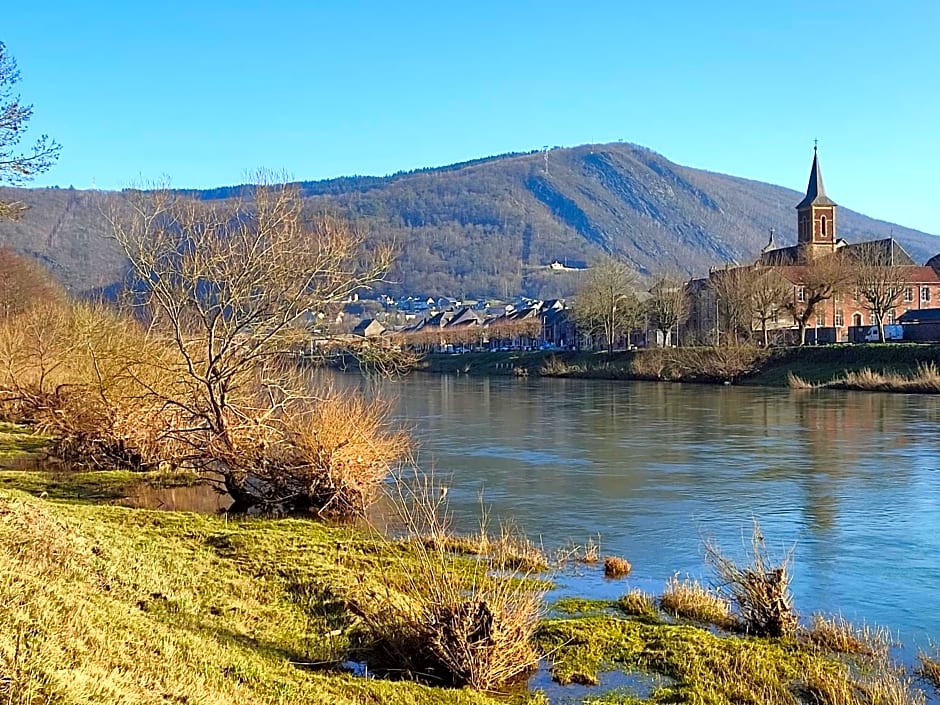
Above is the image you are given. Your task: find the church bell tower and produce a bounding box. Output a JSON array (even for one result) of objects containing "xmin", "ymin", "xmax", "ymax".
[{"xmin": 796, "ymin": 145, "xmax": 837, "ymax": 257}]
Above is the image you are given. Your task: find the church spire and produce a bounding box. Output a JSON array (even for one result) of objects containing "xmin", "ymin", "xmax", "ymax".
[{"xmin": 796, "ymin": 144, "xmax": 836, "ymax": 209}]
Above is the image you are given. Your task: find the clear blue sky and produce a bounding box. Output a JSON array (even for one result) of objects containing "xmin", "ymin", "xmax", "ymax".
[{"xmin": 5, "ymin": 1, "xmax": 940, "ymax": 233}]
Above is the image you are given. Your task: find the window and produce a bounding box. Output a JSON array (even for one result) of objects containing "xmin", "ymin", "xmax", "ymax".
[
  {"xmin": 905, "ymin": 287, "xmax": 914, "ymax": 303},
  {"xmin": 816, "ymin": 314, "xmax": 826, "ymax": 327},
  {"xmin": 887, "ymin": 310, "xmax": 896, "ymax": 325},
  {"xmin": 870, "ymin": 313, "xmax": 877, "ymax": 325},
  {"xmin": 770, "ymin": 309, "xmax": 779, "ymax": 324},
  {"xmin": 834, "ymin": 311, "xmax": 844, "ymax": 327},
  {"xmin": 922, "ymin": 287, "xmax": 931, "ymax": 303},
  {"xmin": 820, "ymin": 215, "xmax": 828, "ymax": 238},
  {"xmin": 797, "ymin": 286, "xmax": 805, "ymax": 303}
]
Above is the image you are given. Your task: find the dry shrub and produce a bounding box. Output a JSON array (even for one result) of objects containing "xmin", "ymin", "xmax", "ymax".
[
  {"xmin": 603, "ymin": 555, "xmax": 632, "ymax": 578},
  {"xmin": 705, "ymin": 521, "xmax": 797, "ymax": 638},
  {"xmin": 577, "ymin": 535, "xmax": 601, "ymax": 564},
  {"xmin": 659, "ymin": 575, "xmax": 734, "ymax": 628},
  {"xmin": 617, "ymin": 589, "xmax": 657, "ymax": 619},
  {"xmin": 219, "ymin": 391, "xmax": 410, "ymax": 517},
  {"xmin": 630, "ymin": 345, "xmax": 767, "ymax": 383},
  {"xmin": 804, "ymin": 613, "xmax": 890, "ymax": 659},
  {"xmin": 539, "ymin": 355, "xmax": 572, "ymax": 377},
  {"xmin": 351, "ymin": 471, "xmax": 545, "ymax": 691}
]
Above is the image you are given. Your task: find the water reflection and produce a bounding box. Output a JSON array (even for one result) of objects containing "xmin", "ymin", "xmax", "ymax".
[{"xmin": 331, "ymin": 371, "xmax": 940, "ymax": 646}]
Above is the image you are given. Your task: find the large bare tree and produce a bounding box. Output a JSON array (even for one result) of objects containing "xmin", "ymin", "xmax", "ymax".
[
  {"xmin": 571, "ymin": 258, "xmax": 642, "ymax": 352},
  {"xmin": 851, "ymin": 242, "xmax": 908, "ymax": 342},
  {"xmin": 648, "ymin": 275, "xmax": 690, "ymax": 347},
  {"xmin": 783, "ymin": 252, "xmax": 853, "ymax": 345},
  {"xmin": 712, "ymin": 266, "xmax": 792, "ymax": 347},
  {"xmin": 108, "ymin": 176, "xmax": 396, "ymax": 509},
  {"xmin": 0, "ymin": 42, "xmax": 60, "ymax": 219}
]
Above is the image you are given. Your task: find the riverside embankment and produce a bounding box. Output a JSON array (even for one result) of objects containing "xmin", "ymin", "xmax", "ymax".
[{"xmin": 418, "ymin": 343, "xmax": 940, "ymax": 389}]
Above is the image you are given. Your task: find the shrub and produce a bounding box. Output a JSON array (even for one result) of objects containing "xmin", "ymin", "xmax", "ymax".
[
  {"xmin": 705, "ymin": 521, "xmax": 797, "ymax": 638},
  {"xmin": 351, "ymin": 471, "xmax": 545, "ymax": 690}
]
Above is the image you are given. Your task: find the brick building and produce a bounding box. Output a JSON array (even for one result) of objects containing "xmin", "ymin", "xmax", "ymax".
[{"xmin": 686, "ymin": 147, "xmax": 940, "ymax": 344}]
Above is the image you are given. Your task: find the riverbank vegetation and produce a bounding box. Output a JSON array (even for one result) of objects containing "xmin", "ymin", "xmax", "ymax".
[
  {"xmin": 420, "ymin": 342, "xmax": 940, "ymax": 391},
  {"xmin": 1, "ymin": 450, "xmax": 936, "ymax": 704}
]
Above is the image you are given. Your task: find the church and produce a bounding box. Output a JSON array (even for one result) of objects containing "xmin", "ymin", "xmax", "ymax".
[{"xmin": 685, "ymin": 148, "xmax": 940, "ymax": 344}]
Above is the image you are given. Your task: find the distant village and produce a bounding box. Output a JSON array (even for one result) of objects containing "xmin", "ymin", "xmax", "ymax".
[{"xmin": 335, "ymin": 149, "xmax": 940, "ymax": 353}]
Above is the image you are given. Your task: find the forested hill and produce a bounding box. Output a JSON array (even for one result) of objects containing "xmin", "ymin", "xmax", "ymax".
[{"xmin": 2, "ymin": 142, "xmax": 938, "ymax": 298}]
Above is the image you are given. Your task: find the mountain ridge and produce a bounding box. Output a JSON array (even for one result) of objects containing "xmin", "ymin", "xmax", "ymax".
[{"xmin": 1, "ymin": 142, "xmax": 937, "ymax": 299}]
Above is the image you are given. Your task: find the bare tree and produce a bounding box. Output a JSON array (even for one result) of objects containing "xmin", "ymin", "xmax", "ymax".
[
  {"xmin": 571, "ymin": 258, "xmax": 642, "ymax": 352},
  {"xmin": 108, "ymin": 176, "xmax": 397, "ymax": 511},
  {"xmin": 710, "ymin": 266, "xmax": 756, "ymax": 344},
  {"xmin": 852, "ymin": 242, "xmax": 908, "ymax": 343},
  {"xmin": 0, "ymin": 247, "xmax": 65, "ymax": 319},
  {"xmin": 750, "ymin": 268, "xmax": 793, "ymax": 347},
  {"xmin": 783, "ymin": 252, "xmax": 853, "ymax": 345},
  {"xmin": 648, "ymin": 275, "xmax": 690, "ymax": 347},
  {"xmin": 0, "ymin": 42, "xmax": 61, "ymax": 219}
]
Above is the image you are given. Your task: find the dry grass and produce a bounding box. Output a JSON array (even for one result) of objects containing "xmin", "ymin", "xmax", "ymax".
[
  {"xmin": 705, "ymin": 521, "xmax": 797, "ymax": 638},
  {"xmin": 801, "ymin": 362, "xmax": 940, "ymax": 395},
  {"xmin": 603, "ymin": 555, "xmax": 631, "ymax": 578},
  {"xmin": 659, "ymin": 575, "xmax": 735, "ymax": 629},
  {"xmin": 797, "ymin": 659, "xmax": 925, "ymax": 705},
  {"xmin": 616, "ymin": 589, "xmax": 657, "ymax": 619},
  {"xmin": 352, "ymin": 471, "xmax": 547, "ymax": 691},
  {"xmin": 917, "ymin": 648, "xmax": 940, "ymax": 693},
  {"xmin": 539, "ymin": 355, "xmax": 576, "ymax": 377},
  {"xmin": 804, "ymin": 613, "xmax": 890, "ymax": 659},
  {"xmin": 787, "ymin": 372, "xmax": 819, "ymax": 389}
]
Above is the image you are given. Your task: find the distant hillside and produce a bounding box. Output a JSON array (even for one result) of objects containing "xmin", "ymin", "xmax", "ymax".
[{"xmin": 2, "ymin": 143, "xmax": 938, "ymax": 298}]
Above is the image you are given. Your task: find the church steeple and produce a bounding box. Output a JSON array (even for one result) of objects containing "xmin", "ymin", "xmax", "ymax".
[
  {"xmin": 796, "ymin": 144, "xmax": 836, "ymax": 209},
  {"xmin": 796, "ymin": 144, "xmax": 837, "ymax": 254}
]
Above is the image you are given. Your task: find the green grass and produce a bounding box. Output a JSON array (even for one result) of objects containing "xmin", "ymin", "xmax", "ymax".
[
  {"xmin": 0, "ymin": 441, "xmax": 928, "ymax": 704},
  {"xmin": 0, "ymin": 421, "xmax": 51, "ymax": 458}
]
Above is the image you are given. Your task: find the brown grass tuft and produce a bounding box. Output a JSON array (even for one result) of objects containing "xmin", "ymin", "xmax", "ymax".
[
  {"xmin": 659, "ymin": 575, "xmax": 734, "ymax": 629},
  {"xmin": 804, "ymin": 613, "xmax": 890, "ymax": 659},
  {"xmin": 617, "ymin": 589, "xmax": 657, "ymax": 619},
  {"xmin": 917, "ymin": 648, "xmax": 940, "ymax": 693},
  {"xmin": 787, "ymin": 372, "xmax": 819, "ymax": 389},
  {"xmin": 603, "ymin": 555, "xmax": 631, "ymax": 578}
]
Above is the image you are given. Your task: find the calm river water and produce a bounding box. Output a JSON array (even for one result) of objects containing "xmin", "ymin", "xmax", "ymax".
[{"xmin": 341, "ymin": 371, "xmax": 940, "ymax": 648}]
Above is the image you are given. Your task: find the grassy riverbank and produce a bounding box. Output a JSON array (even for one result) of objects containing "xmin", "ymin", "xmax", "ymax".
[
  {"xmin": 419, "ymin": 343, "xmax": 940, "ymax": 390},
  {"xmin": 1, "ymin": 433, "xmax": 936, "ymax": 704}
]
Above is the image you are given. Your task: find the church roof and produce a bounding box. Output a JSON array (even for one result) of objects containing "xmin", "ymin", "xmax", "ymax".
[{"xmin": 796, "ymin": 147, "xmax": 837, "ymax": 209}]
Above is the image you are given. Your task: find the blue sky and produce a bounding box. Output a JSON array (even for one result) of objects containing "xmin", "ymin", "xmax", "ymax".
[{"xmin": 5, "ymin": 1, "xmax": 940, "ymax": 233}]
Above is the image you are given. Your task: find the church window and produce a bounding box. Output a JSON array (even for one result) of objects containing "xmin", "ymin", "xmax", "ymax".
[{"xmin": 820, "ymin": 215, "xmax": 828, "ymax": 238}]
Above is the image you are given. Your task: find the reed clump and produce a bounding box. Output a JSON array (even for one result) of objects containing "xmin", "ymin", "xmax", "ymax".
[
  {"xmin": 616, "ymin": 589, "xmax": 658, "ymax": 619},
  {"xmin": 705, "ymin": 521, "xmax": 797, "ymax": 638},
  {"xmin": 351, "ymin": 472, "xmax": 546, "ymax": 691},
  {"xmin": 795, "ymin": 362, "xmax": 940, "ymax": 394},
  {"xmin": 659, "ymin": 575, "xmax": 734, "ymax": 629}
]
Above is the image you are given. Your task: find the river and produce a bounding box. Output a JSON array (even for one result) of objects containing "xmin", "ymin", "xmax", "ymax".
[{"xmin": 341, "ymin": 371, "xmax": 940, "ymax": 650}]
